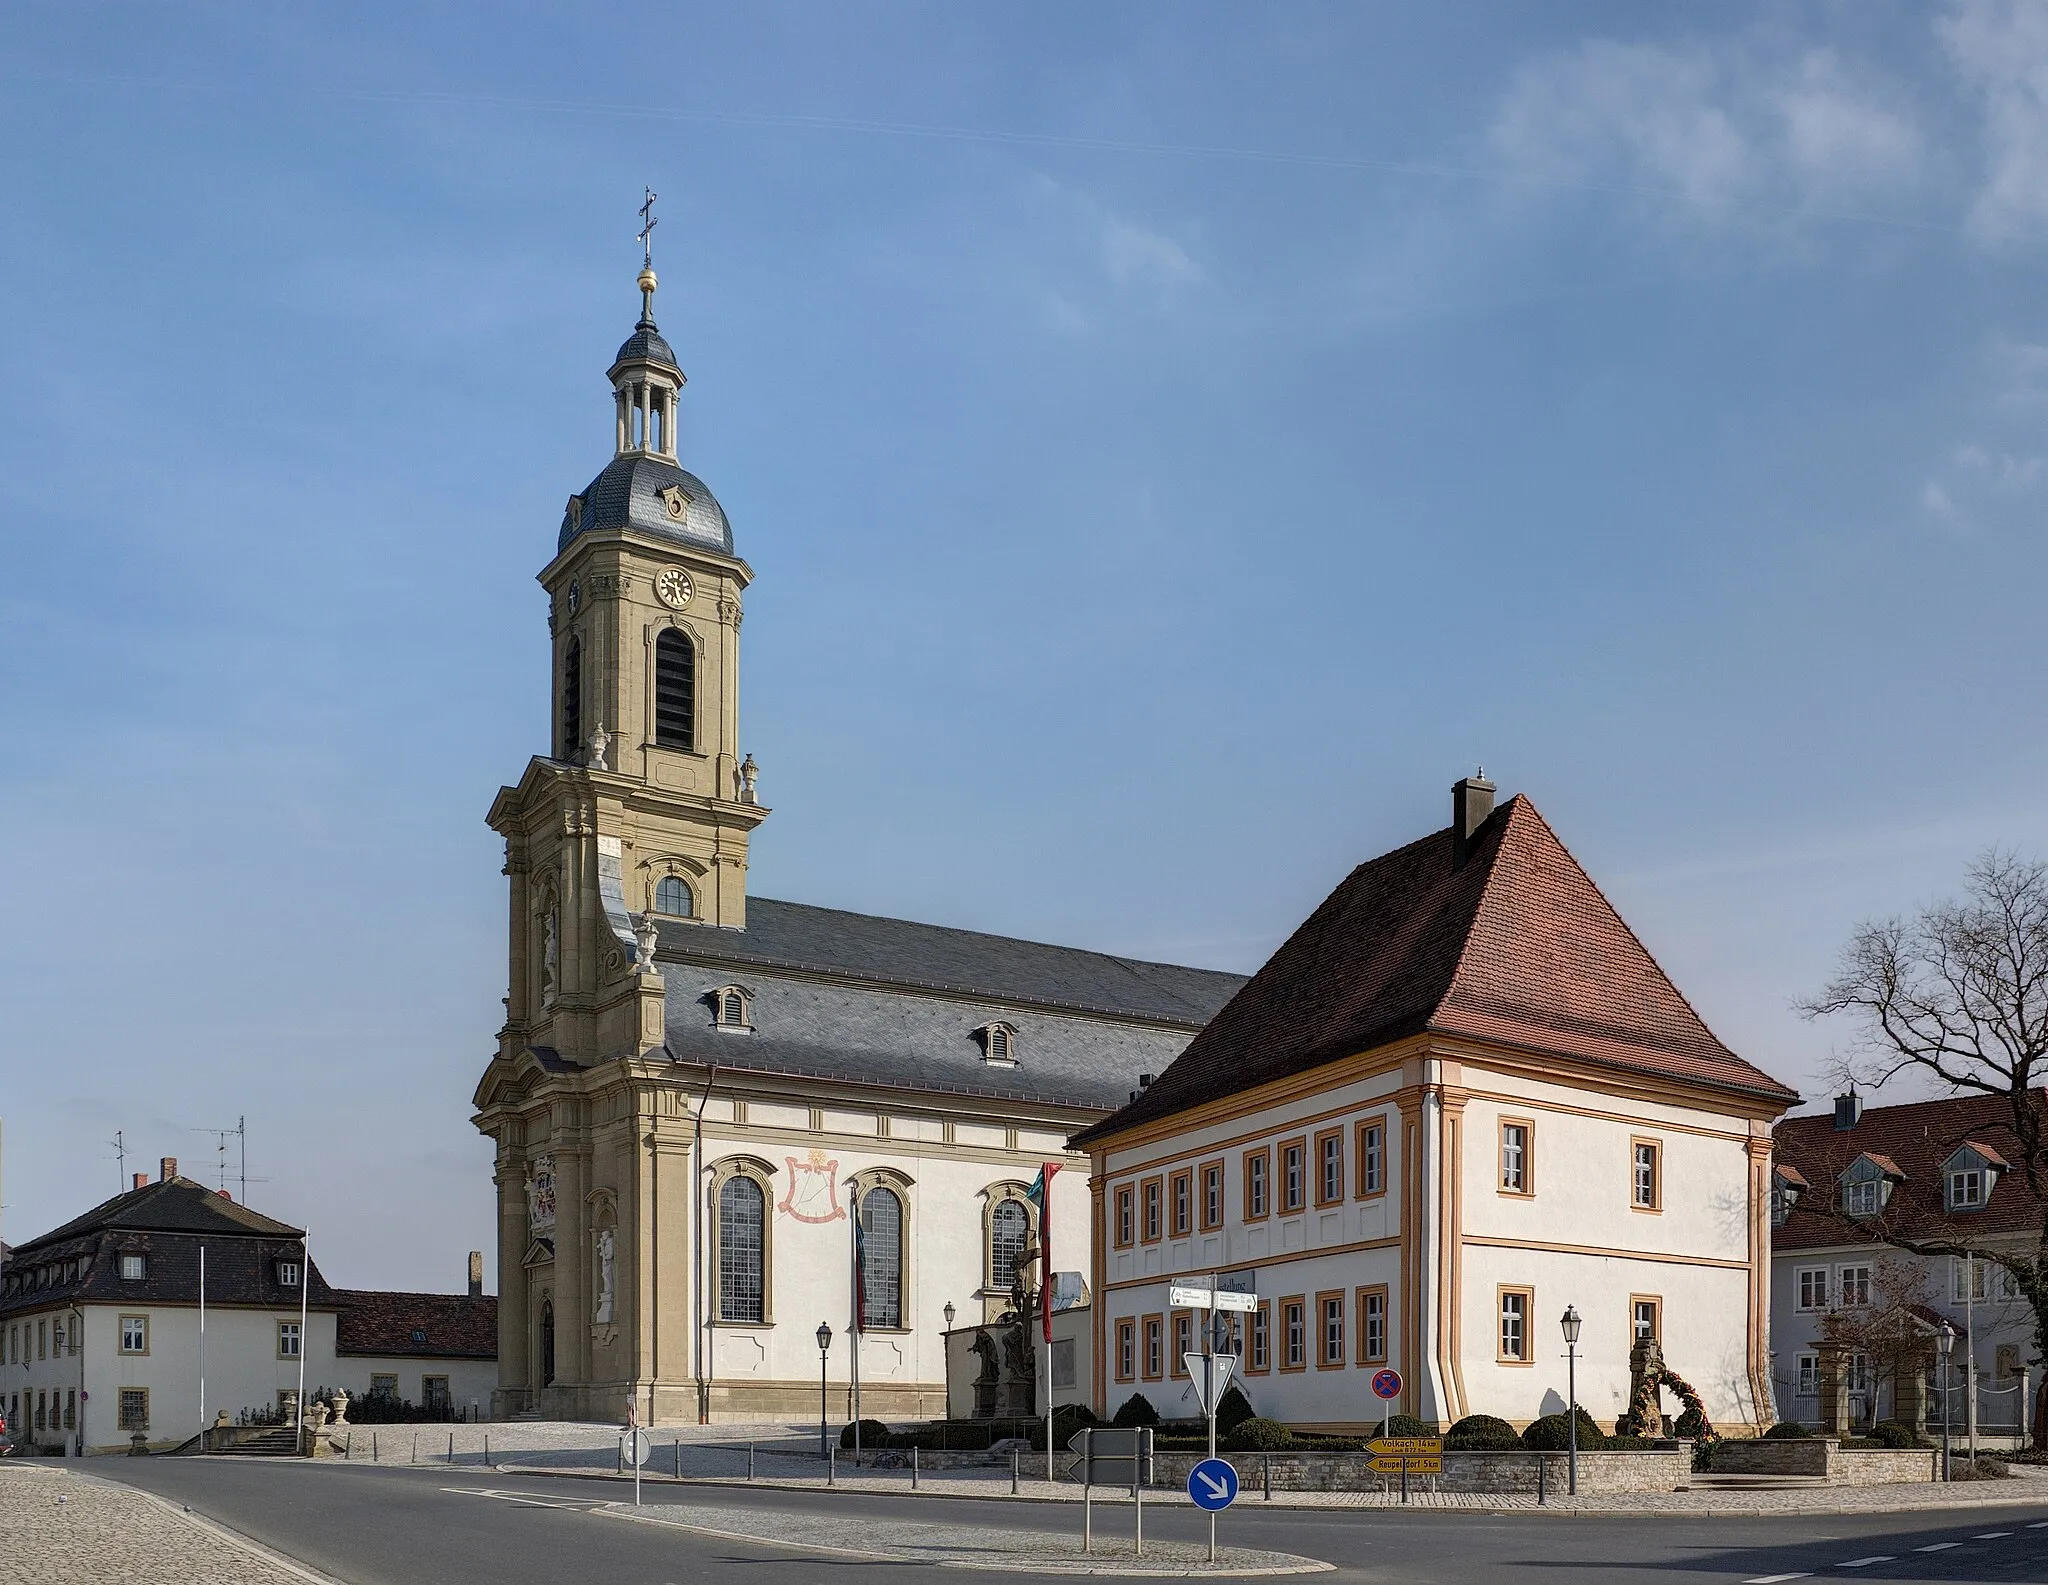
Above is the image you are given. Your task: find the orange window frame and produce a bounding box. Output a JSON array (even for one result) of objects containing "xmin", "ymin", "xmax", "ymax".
[
  {"xmin": 1316, "ymin": 1289, "xmax": 1346, "ymax": 1368},
  {"xmin": 1631, "ymin": 1137, "xmax": 1663, "ymax": 1212},
  {"xmin": 1142, "ymin": 1313, "xmax": 1164, "ymax": 1380},
  {"xmin": 1314, "ymin": 1128, "xmax": 1344, "ymax": 1207},
  {"xmin": 1114, "ymin": 1185, "xmax": 1135, "ymax": 1249},
  {"xmin": 1170, "ymin": 1310, "xmax": 1193, "ymax": 1377},
  {"xmin": 1279, "ymin": 1295, "xmax": 1307, "ymax": 1372},
  {"xmin": 1498, "ymin": 1117, "xmax": 1535, "ymax": 1197},
  {"xmin": 1280, "ymin": 1136, "xmax": 1307, "ymax": 1213},
  {"xmin": 1246, "ymin": 1302, "xmax": 1271, "ymax": 1374},
  {"xmin": 1141, "ymin": 1176, "xmax": 1164, "ymax": 1243},
  {"xmin": 1243, "ymin": 1147, "xmax": 1270, "ymax": 1222},
  {"xmin": 1356, "ymin": 1284, "xmax": 1388, "ymax": 1364},
  {"xmin": 1356, "ymin": 1117, "xmax": 1387, "ymax": 1199},
  {"xmin": 1497, "ymin": 1285, "xmax": 1535, "ymax": 1364},
  {"xmin": 1169, "ymin": 1169, "xmax": 1194, "ymax": 1238},
  {"xmin": 1115, "ymin": 1318, "xmax": 1136, "ymax": 1381},
  {"xmin": 1199, "ymin": 1159, "xmax": 1225, "ymax": 1232}
]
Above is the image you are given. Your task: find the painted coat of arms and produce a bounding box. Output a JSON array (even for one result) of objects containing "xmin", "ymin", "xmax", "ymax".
[{"xmin": 777, "ymin": 1148, "xmax": 844, "ymax": 1223}]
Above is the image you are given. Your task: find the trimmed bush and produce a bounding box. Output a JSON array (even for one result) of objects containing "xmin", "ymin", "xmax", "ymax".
[
  {"xmin": 1030, "ymin": 1403, "xmax": 1099, "ymax": 1451},
  {"xmin": 1382, "ymin": 1413, "xmax": 1439, "ymax": 1439},
  {"xmin": 1522, "ymin": 1407, "xmax": 1606, "ymax": 1452},
  {"xmin": 1867, "ymin": 1421, "xmax": 1928, "ymax": 1449},
  {"xmin": 1223, "ymin": 1417, "xmax": 1295, "ymax": 1452},
  {"xmin": 1446, "ymin": 1413, "xmax": 1521, "ymax": 1451},
  {"xmin": 839, "ymin": 1418, "xmax": 891, "ymax": 1449},
  {"xmin": 1216, "ymin": 1385, "xmax": 1257, "ymax": 1439},
  {"xmin": 1762, "ymin": 1422, "xmax": 1814, "ymax": 1440},
  {"xmin": 1111, "ymin": 1393, "xmax": 1160, "ymax": 1428}
]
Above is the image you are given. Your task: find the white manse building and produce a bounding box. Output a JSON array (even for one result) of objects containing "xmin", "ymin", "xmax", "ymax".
[{"xmin": 1072, "ymin": 779, "xmax": 1799, "ymax": 1434}]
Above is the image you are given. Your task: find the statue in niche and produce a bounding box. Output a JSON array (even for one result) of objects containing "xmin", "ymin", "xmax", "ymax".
[
  {"xmin": 594, "ymin": 1228, "xmax": 615, "ymax": 1324},
  {"xmin": 542, "ymin": 907, "xmax": 560, "ymax": 1003}
]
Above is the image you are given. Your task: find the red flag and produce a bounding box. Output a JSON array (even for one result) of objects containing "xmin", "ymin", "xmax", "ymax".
[{"xmin": 1028, "ymin": 1163, "xmax": 1060, "ymax": 1342}]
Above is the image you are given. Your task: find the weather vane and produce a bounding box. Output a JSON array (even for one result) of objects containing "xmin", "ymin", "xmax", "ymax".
[{"xmin": 638, "ymin": 187, "xmax": 658, "ymax": 269}]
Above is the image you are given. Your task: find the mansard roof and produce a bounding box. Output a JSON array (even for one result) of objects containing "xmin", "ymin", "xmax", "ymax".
[{"xmin": 1073, "ymin": 794, "xmax": 1796, "ymax": 1147}]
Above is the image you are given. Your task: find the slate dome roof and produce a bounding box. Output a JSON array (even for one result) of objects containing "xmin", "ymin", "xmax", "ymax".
[
  {"xmin": 611, "ymin": 321, "xmax": 678, "ymax": 374},
  {"xmin": 559, "ymin": 453, "xmax": 732, "ymax": 555}
]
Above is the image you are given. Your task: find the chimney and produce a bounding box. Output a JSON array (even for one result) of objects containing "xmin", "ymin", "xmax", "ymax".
[
  {"xmin": 468, "ymin": 1251, "xmax": 484, "ymax": 1298},
  {"xmin": 1453, "ymin": 772, "xmax": 1497, "ymax": 866},
  {"xmin": 1833, "ymin": 1091, "xmax": 1863, "ymax": 1131},
  {"xmin": 131, "ymin": 1172, "xmax": 148, "ymax": 1191},
  {"xmin": 159, "ymin": 1156, "xmax": 177, "ymax": 1182}
]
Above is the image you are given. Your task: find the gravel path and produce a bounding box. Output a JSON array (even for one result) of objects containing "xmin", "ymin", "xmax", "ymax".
[{"xmin": 0, "ymin": 1462, "xmax": 331, "ymax": 1583}]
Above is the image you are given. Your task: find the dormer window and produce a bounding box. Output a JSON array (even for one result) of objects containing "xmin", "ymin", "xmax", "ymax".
[
  {"xmin": 654, "ymin": 875, "xmax": 692, "ymax": 917},
  {"xmin": 976, "ymin": 1022, "xmax": 1019, "ymax": 1067},
  {"xmin": 277, "ymin": 1260, "xmax": 301, "ymax": 1287},
  {"xmin": 119, "ymin": 1253, "xmax": 146, "ymax": 1281},
  {"xmin": 1841, "ymin": 1153, "xmax": 1902, "ymax": 1219},
  {"xmin": 1942, "ymin": 1143, "xmax": 2006, "ymax": 1212},
  {"xmin": 711, "ymin": 985, "xmax": 753, "ymax": 1032},
  {"xmin": 1771, "ymin": 1164, "xmax": 1808, "ymax": 1227}
]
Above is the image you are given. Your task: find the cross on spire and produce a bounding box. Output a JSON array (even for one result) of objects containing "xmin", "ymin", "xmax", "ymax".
[{"xmin": 637, "ymin": 187, "xmax": 658, "ymax": 269}]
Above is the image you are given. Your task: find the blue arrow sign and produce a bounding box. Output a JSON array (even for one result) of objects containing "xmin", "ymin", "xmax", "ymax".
[{"xmin": 1187, "ymin": 1456, "xmax": 1238, "ymax": 1511}]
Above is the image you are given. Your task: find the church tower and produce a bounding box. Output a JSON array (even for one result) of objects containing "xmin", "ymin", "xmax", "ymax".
[{"xmin": 487, "ymin": 249, "xmax": 767, "ymax": 1072}]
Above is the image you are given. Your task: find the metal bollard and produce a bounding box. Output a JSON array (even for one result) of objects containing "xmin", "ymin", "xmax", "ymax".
[
  {"xmin": 1011, "ymin": 1448, "xmax": 1020, "ymax": 1494},
  {"xmin": 344, "ymin": 1435, "xmax": 351, "ymax": 1460},
  {"xmin": 448, "ymin": 1432, "xmax": 455, "ymax": 1464},
  {"xmin": 675, "ymin": 1438, "xmax": 682, "ymax": 1479},
  {"xmin": 412, "ymin": 1433, "xmax": 419, "ymax": 1464},
  {"xmin": 828, "ymin": 1445, "xmax": 836, "ymax": 1486},
  {"xmin": 1263, "ymin": 1452, "xmax": 1271, "ymax": 1500},
  {"xmin": 746, "ymin": 1440, "xmax": 753, "ymax": 1480},
  {"xmin": 484, "ymin": 1433, "xmax": 490, "ymax": 1467},
  {"xmin": 911, "ymin": 1445, "xmax": 919, "ymax": 1489},
  {"xmin": 373, "ymin": 1432, "xmax": 379, "ymax": 1463},
  {"xmin": 1537, "ymin": 1452, "xmax": 1546, "ymax": 1506}
]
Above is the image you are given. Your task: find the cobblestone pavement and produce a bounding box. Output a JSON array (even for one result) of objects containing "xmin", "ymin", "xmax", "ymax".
[
  {"xmin": 598, "ymin": 1495, "xmax": 1331, "ymax": 1574},
  {"xmin": 0, "ymin": 1462, "xmax": 326, "ymax": 1584}
]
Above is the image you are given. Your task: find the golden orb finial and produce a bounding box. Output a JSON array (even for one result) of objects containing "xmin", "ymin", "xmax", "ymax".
[{"xmin": 638, "ymin": 266, "xmax": 658, "ymax": 295}]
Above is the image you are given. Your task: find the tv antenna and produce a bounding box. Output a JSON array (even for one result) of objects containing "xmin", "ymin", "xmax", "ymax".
[
  {"xmin": 108, "ymin": 1129, "xmax": 128, "ymax": 1193},
  {"xmin": 192, "ymin": 1117, "xmax": 262, "ymax": 1201}
]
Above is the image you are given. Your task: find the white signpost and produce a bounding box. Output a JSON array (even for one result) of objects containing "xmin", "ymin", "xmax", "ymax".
[{"xmin": 1165, "ymin": 1273, "xmax": 1256, "ymax": 1562}]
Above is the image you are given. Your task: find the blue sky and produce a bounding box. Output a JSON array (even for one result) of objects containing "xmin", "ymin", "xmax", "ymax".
[{"xmin": 3, "ymin": 2, "xmax": 2045, "ymax": 1291}]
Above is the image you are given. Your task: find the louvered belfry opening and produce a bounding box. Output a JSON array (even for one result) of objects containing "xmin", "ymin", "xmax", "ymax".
[
  {"xmin": 560, "ymin": 637, "xmax": 582, "ymax": 761},
  {"xmin": 654, "ymin": 628, "xmax": 695, "ymax": 750}
]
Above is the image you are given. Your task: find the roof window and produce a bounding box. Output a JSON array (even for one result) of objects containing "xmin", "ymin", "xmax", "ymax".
[
  {"xmin": 977, "ymin": 1022, "xmax": 1019, "ymax": 1067},
  {"xmin": 119, "ymin": 1253, "xmax": 147, "ymax": 1281},
  {"xmin": 710, "ymin": 985, "xmax": 753, "ymax": 1032}
]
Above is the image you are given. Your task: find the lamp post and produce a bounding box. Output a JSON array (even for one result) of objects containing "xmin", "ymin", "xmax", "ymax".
[
  {"xmin": 816, "ymin": 1323, "xmax": 833, "ymax": 1460},
  {"xmin": 943, "ymin": 1302, "xmax": 956, "ymax": 1330},
  {"xmin": 1937, "ymin": 1320, "xmax": 1955, "ymax": 1482},
  {"xmin": 1561, "ymin": 1306, "xmax": 1583, "ymax": 1497}
]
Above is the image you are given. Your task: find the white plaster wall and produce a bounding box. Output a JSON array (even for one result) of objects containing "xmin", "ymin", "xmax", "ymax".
[{"xmin": 333, "ymin": 1356, "xmax": 500, "ymax": 1417}]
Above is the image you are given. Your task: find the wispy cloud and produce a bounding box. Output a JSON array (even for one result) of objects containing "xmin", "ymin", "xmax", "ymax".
[
  {"xmin": 1487, "ymin": 36, "xmax": 1927, "ymax": 228},
  {"xmin": 1919, "ymin": 438, "xmax": 2044, "ymax": 528},
  {"xmin": 1939, "ymin": 0, "xmax": 2048, "ymax": 245},
  {"xmin": 1024, "ymin": 177, "xmax": 1206, "ymax": 332}
]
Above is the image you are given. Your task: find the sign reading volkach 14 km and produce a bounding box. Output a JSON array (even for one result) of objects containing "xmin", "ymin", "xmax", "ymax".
[{"xmin": 1367, "ymin": 1435, "xmax": 1442, "ymax": 1476}]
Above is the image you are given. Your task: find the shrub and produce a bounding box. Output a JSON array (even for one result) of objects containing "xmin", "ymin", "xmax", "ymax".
[
  {"xmin": 1215, "ymin": 1386, "xmax": 1257, "ymax": 1439},
  {"xmin": 1867, "ymin": 1421, "xmax": 1928, "ymax": 1450},
  {"xmin": 839, "ymin": 1418, "xmax": 891, "ymax": 1449},
  {"xmin": 1030, "ymin": 1403, "xmax": 1099, "ymax": 1451},
  {"xmin": 1382, "ymin": 1413, "xmax": 1439, "ymax": 1439},
  {"xmin": 1673, "ymin": 1404, "xmax": 1711, "ymax": 1442},
  {"xmin": 1522, "ymin": 1407, "xmax": 1606, "ymax": 1452},
  {"xmin": 1446, "ymin": 1413, "xmax": 1521, "ymax": 1451},
  {"xmin": 1762, "ymin": 1422, "xmax": 1813, "ymax": 1440},
  {"xmin": 1111, "ymin": 1393, "xmax": 1160, "ymax": 1428},
  {"xmin": 1224, "ymin": 1417, "xmax": 1294, "ymax": 1452}
]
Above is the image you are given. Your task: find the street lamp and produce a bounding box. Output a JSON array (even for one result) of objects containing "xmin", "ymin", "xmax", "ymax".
[
  {"xmin": 816, "ymin": 1322, "xmax": 833, "ymax": 1459},
  {"xmin": 1937, "ymin": 1320, "xmax": 1956, "ymax": 1481},
  {"xmin": 943, "ymin": 1301, "xmax": 956, "ymax": 1330},
  {"xmin": 1561, "ymin": 1306, "xmax": 1583, "ymax": 1497}
]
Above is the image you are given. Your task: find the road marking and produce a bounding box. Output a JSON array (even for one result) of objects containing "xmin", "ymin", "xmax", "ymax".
[
  {"xmin": 2029, "ymin": 1522, "xmax": 2048, "ymax": 1529},
  {"xmin": 1743, "ymin": 1574, "xmax": 1812, "ymax": 1582},
  {"xmin": 1835, "ymin": 1560, "xmax": 1895, "ymax": 1569},
  {"xmin": 1914, "ymin": 1542, "xmax": 1961, "ymax": 1552},
  {"xmin": 1974, "ymin": 1531, "xmax": 2014, "ymax": 1538}
]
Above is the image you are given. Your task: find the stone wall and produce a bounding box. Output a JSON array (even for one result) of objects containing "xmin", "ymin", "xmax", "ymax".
[
  {"xmin": 1711, "ymin": 1439, "xmax": 1938, "ymax": 1485},
  {"xmin": 1144, "ymin": 1447, "xmax": 1691, "ymax": 1495}
]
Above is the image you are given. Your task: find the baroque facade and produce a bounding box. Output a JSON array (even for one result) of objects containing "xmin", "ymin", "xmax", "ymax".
[{"xmin": 470, "ymin": 262, "xmax": 1242, "ymax": 1425}]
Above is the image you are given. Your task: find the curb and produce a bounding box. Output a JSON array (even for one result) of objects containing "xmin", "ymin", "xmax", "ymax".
[{"xmin": 68, "ymin": 1467, "xmax": 354, "ymax": 1585}]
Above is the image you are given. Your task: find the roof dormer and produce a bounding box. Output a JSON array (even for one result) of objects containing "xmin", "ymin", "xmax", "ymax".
[
  {"xmin": 1771, "ymin": 1162, "xmax": 1809, "ymax": 1226},
  {"xmin": 1841, "ymin": 1153, "xmax": 1904, "ymax": 1219},
  {"xmin": 975, "ymin": 1022, "xmax": 1019, "ymax": 1068},
  {"xmin": 1941, "ymin": 1142, "xmax": 2007, "ymax": 1212}
]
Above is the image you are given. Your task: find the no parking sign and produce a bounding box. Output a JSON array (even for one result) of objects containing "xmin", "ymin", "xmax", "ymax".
[{"xmin": 1371, "ymin": 1368, "xmax": 1403, "ymax": 1401}]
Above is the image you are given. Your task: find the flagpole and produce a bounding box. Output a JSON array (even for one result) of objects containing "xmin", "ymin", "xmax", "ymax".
[
  {"xmin": 851, "ymin": 1196, "xmax": 862, "ymax": 1465},
  {"xmin": 198, "ymin": 1247, "xmax": 206, "ymax": 1448},
  {"xmin": 296, "ymin": 1232, "xmax": 309, "ymax": 1455},
  {"xmin": 1041, "ymin": 1163, "xmax": 1059, "ymax": 1483}
]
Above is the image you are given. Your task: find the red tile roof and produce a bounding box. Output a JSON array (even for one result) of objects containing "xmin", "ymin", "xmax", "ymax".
[
  {"xmin": 333, "ymin": 1289, "xmax": 496, "ymax": 1359},
  {"xmin": 1074, "ymin": 795, "xmax": 1795, "ymax": 1146},
  {"xmin": 1773, "ymin": 1090, "xmax": 2048, "ymax": 1249}
]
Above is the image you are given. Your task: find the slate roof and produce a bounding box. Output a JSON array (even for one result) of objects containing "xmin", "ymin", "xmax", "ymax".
[
  {"xmin": 558, "ymin": 454, "xmax": 732, "ymax": 556},
  {"xmin": 611, "ymin": 318, "xmax": 679, "ymax": 374},
  {"xmin": 333, "ymin": 1290, "xmax": 497, "ymax": 1359},
  {"xmin": 1773, "ymin": 1090, "xmax": 2048, "ymax": 1250},
  {"xmin": 1072, "ymin": 794, "xmax": 1796, "ymax": 1147},
  {"xmin": 649, "ymin": 899, "xmax": 1245, "ymax": 1113},
  {"xmin": 17, "ymin": 1176, "xmax": 302, "ymax": 1249}
]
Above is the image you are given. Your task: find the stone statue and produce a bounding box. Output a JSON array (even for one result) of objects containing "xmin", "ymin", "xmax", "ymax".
[
  {"xmin": 739, "ymin": 754, "xmax": 759, "ymax": 805},
  {"xmin": 542, "ymin": 908, "xmax": 559, "ymax": 1003},
  {"xmin": 588, "ymin": 721, "xmax": 610, "ymax": 772},
  {"xmin": 633, "ymin": 910, "xmax": 659, "ymax": 974},
  {"xmin": 595, "ymin": 1228, "xmax": 616, "ymax": 1324},
  {"xmin": 329, "ymin": 1390, "xmax": 350, "ymax": 1427},
  {"xmin": 971, "ymin": 1329, "xmax": 1000, "ymax": 1383}
]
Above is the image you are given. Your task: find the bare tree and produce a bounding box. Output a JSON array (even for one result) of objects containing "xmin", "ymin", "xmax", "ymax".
[
  {"xmin": 1802, "ymin": 849, "xmax": 2048, "ymax": 1380},
  {"xmin": 1810, "ymin": 1253, "xmax": 1937, "ymax": 1430}
]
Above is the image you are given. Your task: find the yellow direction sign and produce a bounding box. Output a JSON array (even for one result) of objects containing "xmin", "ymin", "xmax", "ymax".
[
  {"xmin": 1368, "ymin": 1454, "xmax": 1442, "ymax": 1475},
  {"xmin": 1368, "ymin": 1437, "xmax": 1442, "ymax": 1458}
]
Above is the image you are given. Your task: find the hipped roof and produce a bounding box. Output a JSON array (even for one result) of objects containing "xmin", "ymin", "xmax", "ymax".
[{"xmin": 1074, "ymin": 794, "xmax": 1795, "ymax": 1147}]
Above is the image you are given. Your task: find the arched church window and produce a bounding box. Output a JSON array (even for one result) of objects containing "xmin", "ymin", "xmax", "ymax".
[
  {"xmin": 655, "ymin": 876, "xmax": 692, "ymax": 917},
  {"xmin": 990, "ymin": 1197, "xmax": 1030, "ymax": 1294},
  {"xmin": 560, "ymin": 637, "xmax": 582, "ymax": 762},
  {"xmin": 718, "ymin": 1175, "xmax": 765, "ymax": 1323},
  {"xmin": 858, "ymin": 1186, "xmax": 904, "ymax": 1328},
  {"xmin": 654, "ymin": 629, "xmax": 695, "ymax": 751}
]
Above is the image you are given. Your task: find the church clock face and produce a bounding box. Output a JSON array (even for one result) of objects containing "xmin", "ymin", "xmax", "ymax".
[{"xmin": 654, "ymin": 567, "xmax": 694, "ymax": 610}]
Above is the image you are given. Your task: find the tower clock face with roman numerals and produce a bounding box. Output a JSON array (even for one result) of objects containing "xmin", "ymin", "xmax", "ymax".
[{"xmin": 654, "ymin": 568, "xmax": 693, "ymax": 610}]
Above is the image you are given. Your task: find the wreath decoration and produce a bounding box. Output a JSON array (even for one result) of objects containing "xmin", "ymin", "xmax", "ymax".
[{"xmin": 1619, "ymin": 1364, "xmax": 1716, "ymax": 1445}]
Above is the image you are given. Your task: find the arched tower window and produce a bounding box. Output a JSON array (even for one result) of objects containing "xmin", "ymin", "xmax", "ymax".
[
  {"xmin": 990, "ymin": 1197, "xmax": 1030, "ymax": 1294},
  {"xmin": 655, "ymin": 876, "xmax": 692, "ymax": 917},
  {"xmin": 654, "ymin": 629, "xmax": 695, "ymax": 751},
  {"xmin": 560, "ymin": 637, "xmax": 582, "ymax": 761},
  {"xmin": 858, "ymin": 1186, "xmax": 904, "ymax": 1328},
  {"xmin": 718, "ymin": 1175, "xmax": 766, "ymax": 1323}
]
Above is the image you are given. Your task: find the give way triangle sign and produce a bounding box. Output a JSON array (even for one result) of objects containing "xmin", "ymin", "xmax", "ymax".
[{"xmin": 1182, "ymin": 1351, "xmax": 1238, "ymax": 1417}]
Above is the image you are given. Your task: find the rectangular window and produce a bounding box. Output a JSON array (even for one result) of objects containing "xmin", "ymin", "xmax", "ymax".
[
  {"xmin": 1631, "ymin": 1139, "xmax": 1661, "ymax": 1210},
  {"xmin": 1796, "ymin": 1267, "xmax": 1829, "ymax": 1311},
  {"xmin": 1171, "ymin": 1312, "xmax": 1193, "ymax": 1376},
  {"xmin": 1282, "ymin": 1139, "xmax": 1306, "ymax": 1212},
  {"xmin": 1951, "ymin": 1257, "xmax": 2016, "ymax": 1302},
  {"xmin": 1280, "ymin": 1297, "xmax": 1307, "ymax": 1371},
  {"xmin": 1317, "ymin": 1290, "xmax": 1346, "ymax": 1367},
  {"xmin": 278, "ymin": 1321, "xmax": 301, "ymax": 1359},
  {"xmin": 1115, "ymin": 1186, "xmax": 1135, "ymax": 1248},
  {"xmin": 1117, "ymin": 1319, "xmax": 1136, "ymax": 1382},
  {"xmin": 423, "ymin": 1377, "xmax": 451, "ymax": 1415},
  {"xmin": 1170, "ymin": 1170, "xmax": 1193, "ymax": 1238},
  {"xmin": 1631, "ymin": 1295, "xmax": 1661, "ymax": 1343},
  {"xmin": 1499, "ymin": 1120, "xmax": 1532, "ymax": 1195},
  {"xmin": 1796, "ymin": 1353, "xmax": 1819, "ymax": 1397},
  {"xmin": 119, "ymin": 1315, "xmax": 147, "ymax": 1355},
  {"xmin": 1357, "ymin": 1120, "xmax": 1386, "ymax": 1198},
  {"xmin": 1498, "ymin": 1287, "xmax": 1532, "ymax": 1362},
  {"xmin": 1838, "ymin": 1265, "xmax": 1872, "ymax": 1308},
  {"xmin": 1315, "ymin": 1129, "xmax": 1344, "ymax": 1206},
  {"xmin": 1844, "ymin": 1177, "xmax": 1880, "ymax": 1218},
  {"xmin": 1142, "ymin": 1315, "xmax": 1164, "ymax": 1380},
  {"xmin": 118, "ymin": 1388, "xmax": 148, "ymax": 1431},
  {"xmin": 1142, "ymin": 1178, "xmax": 1163, "ymax": 1243},
  {"xmin": 1245, "ymin": 1150, "xmax": 1270, "ymax": 1221},
  {"xmin": 120, "ymin": 1253, "xmax": 145, "ymax": 1281},
  {"xmin": 37, "ymin": 1320, "xmax": 47, "ymax": 1360},
  {"xmin": 1200, "ymin": 1161, "xmax": 1225, "ymax": 1231},
  {"xmin": 1948, "ymin": 1169, "xmax": 1985, "ymax": 1210},
  {"xmin": 64, "ymin": 1390, "xmax": 75, "ymax": 1430},
  {"xmin": 1358, "ymin": 1286, "xmax": 1388, "ymax": 1363},
  {"xmin": 370, "ymin": 1373, "xmax": 398, "ymax": 1398},
  {"xmin": 1846, "ymin": 1352, "xmax": 1872, "ymax": 1396},
  {"xmin": 1248, "ymin": 1304, "xmax": 1271, "ymax": 1373},
  {"xmin": 278, "ymin": 1260, "xmax": 301, "ymax": 1287}
]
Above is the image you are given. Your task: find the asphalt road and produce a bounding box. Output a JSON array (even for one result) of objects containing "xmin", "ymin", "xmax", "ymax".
[{"xmin": 96, "ymin": 1458, "xmax": 2048, "ymax": 1585}]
